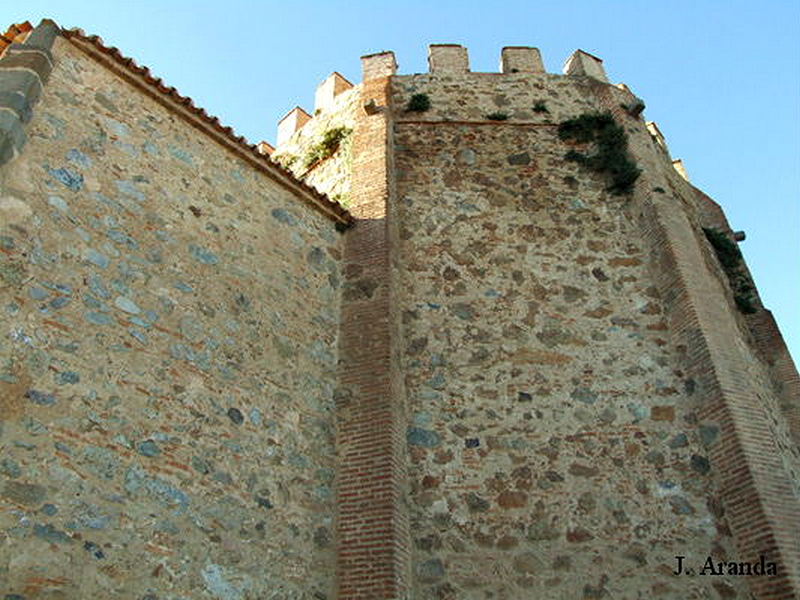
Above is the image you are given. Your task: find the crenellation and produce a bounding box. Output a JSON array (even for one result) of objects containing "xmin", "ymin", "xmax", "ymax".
[
  {"xmin": 499, "ymin": 46, "xmax": 544, "ymax": 73},
  {"xmin": 272, "ymin": 80, "xmax": 360, "ymax": 207},
  {"xmin": 673, "ymin": 158, "xmax": 690, "ymax": 181},
  {"xmin": 563, "ymin": 48, "xmax": 608, "ymax": 81},
  {"xmin": 428, "ymin": 43, "xmax": 469, "ymax": 74},
  {"xmin": 2, "ymin": 24, "xmax": 798, "ymax": 600},
  {"xmin": 361, "ymin": 50, "xmax": 397, "ymax": 81},
  {"xmin": 315, "ymin": 71, "xmax": 354, "ymax": 113},
  {"xmin": 276, "ymin": 104, "xmax": 311, "ymax": 145},
  {"xmin": 256, "ymin": 140, "xmax": 274, "ymax": 155},
  {"xmin": 646, "ymin": 121, "xmax": 670, "ymax": 156}
]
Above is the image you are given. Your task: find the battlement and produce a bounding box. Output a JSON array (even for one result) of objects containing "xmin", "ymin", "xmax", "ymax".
[
  {"xmin": 360, "ymin": 44, "xmax": 608, "ymax": 80},
  {"xmin": 315, "ymin": 71, "xmax": 354, "ymax": 113},
  {"xmin": 276, "ymin": 105, "xmax": 312, "ymax": 145},
  {"xmin": 3, "ymin": 20, "xmax": 798, "ymax": 600},
  {"xmin": 428, "ymin": 43, "xmax": 469, "ymax": 73},
  {"xmin": 500, "ymin": 46, "xmax": 544, "ymax": 73},
  {"xmin": 276, "ymin": 44, "xmax": 613, "ymax": 145},
  {"xmin": 361, "ymin": 50, "xmax": 397, "ymax": 80},
  {"xmin": 563, "ymin": 48, "xmax": 608, "ymax": 82},
  {"xmin": 672, "ymin": 158, "xmax": 690, "ymax": 181}
]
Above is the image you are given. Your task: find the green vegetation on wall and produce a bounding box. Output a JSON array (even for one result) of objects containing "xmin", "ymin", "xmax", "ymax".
[
  {"xmin": 406, "ymin": 93, "xmax": 431, "ymax": 112},
  {"xmin": 304, "ymin": 126, "xmax": 352, "ymax": 169},
  {"xmin": 273, "ymin": 153, "xmax": 298, "ymax": 170},
  {"xmin": 332, "ymin": 193, "xmax": 351, "ymax": 209},
  {"xmin": 558, "ymin": 112, "xmax": 641, "ymax": 195},
  {"xmin": 703, "ymin": 227, "xmax": 757, "ymax": 314}
]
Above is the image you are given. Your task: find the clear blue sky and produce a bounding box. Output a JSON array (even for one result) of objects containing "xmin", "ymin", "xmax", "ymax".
[{"xmin": 5, "ymin": 1, "xmax": 799, "ymax": 362}]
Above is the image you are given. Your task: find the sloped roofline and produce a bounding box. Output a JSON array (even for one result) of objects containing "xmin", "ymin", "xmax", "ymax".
[{"xmin": 45, "ymin": 22, "xmax": 353, "ymax": 226}]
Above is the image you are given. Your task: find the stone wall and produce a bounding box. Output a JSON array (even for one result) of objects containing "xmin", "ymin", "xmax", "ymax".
[
  {"xmin": 392, "ymin": 73, "xmax": 752, "ymax": 599},
  {"xmin": 393, "ymin": 71, "xmax": 597, "ymax": 123},
  {"xmin": 2, "ymin": 28, "xmax": 797, "ymax": 599},
  {"xmin": 274, "ymin": 85, "xmax": 361, "ymax": 207},
  {"xmin": 624, "ymin": 101, "xmax": 800, "ymax": 598},
  {"xmin": 0, "ymin": 35, "xmax": 342, "ymax": 599}
]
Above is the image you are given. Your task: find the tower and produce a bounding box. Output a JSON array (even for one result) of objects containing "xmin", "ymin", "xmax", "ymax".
[
  {"xmin": 274, "ymin": 43, "xmax": 800, "ymax": 599},
  {"xmin": 0, "ymin": 20, "xmax": 798, "ymax": 600}
]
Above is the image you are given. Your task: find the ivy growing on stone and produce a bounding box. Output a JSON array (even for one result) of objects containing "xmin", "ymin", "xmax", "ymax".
[
  {"xmin": 273, "ymin": 153, "xmax": 298, "ymax": 170},
  {"xmin": 702, "ymin": 227, "xmax": 757, "ymax": 314},
  {"xmin": 734, "ymin": 294, "xmax": 757, "ymax": 314},
  {"xmin": 304, "ymin": 126, "xmax": 352, "ymax": 169},
  {"xmin": 332, "ymin": 193, "xmax": 351, "ymax": 209},
  {"xmin": 703, "ymin": 228, "xmax": 741, "ymax": 269},
  {"xmin": 406, "ymin": 93, "xmax": 431, "ymax": 112},
  {"xmin": 557, "ymin": 112, "xmax": 641, "ymax": 195}
]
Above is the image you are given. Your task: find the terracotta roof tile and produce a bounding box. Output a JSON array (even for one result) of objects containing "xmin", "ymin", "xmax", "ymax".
[
  {"xmin": 53, "ymin": 24, "xmax": 353, "ymax": 226},
  {"xmin": 0, "ymin": 21, "xmax": 33, "ymax": 57}
]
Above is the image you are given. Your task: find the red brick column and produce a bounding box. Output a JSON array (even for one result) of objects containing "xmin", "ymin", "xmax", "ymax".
[
  {"xmin": 335, "ymin": 52, "xmax": 411, "ymax": 599},
  {"xmin": 691, "ymin": 188, "xmax": 800, "ymax": 447}
]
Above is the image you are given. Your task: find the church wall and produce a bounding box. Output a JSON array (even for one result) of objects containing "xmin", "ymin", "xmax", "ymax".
[
  {"xmin": 1, "ymin": 23, "xmax": 797, "ymax": 598},
  {"xmin": 0, "ymin": 37, "xmax": 341, "ymax": 599}
]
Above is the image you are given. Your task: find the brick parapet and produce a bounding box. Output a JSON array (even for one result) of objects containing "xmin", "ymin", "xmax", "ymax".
[{"xmin": 336, "ymin": 73, "xmax": 411, "ymax": 599}]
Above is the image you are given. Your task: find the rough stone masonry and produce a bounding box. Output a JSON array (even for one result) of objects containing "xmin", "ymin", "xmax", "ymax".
[{"xmin": 1, "ymin": 19, "xmax": 798, "ymax": 600}]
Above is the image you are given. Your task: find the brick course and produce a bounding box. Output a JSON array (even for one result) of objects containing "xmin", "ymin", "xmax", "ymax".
[{"xmin": 2, "ymin": 25, "xmax": 797, "ymax": 599}]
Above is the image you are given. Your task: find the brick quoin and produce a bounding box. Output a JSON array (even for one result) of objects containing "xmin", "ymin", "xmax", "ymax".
[
  {"xmin": 7, "ymin": 24, "xmax": 798, "ymax": 597},
  {"xmin": 335, "ymin": 56, "xmax": 411, "ymax": 599},
  {"xmin": 691, "ymin": 188, "xmax": 800, "ymax": 446},
  {"xmin": 646, "ymin": 217, "xmax": 800, "ymax": 598},
  {"xmin": 648, "ymin": 187, "xmax": 799, "ymax": 595},
  {"xmin": 591, "ymin": 81, "xmax": 800, "ymax": 598}
]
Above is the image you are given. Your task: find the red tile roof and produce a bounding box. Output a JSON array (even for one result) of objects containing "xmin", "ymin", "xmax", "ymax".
[
  {"xmin": 0, "ymin": 21, "xmax": 33, "ymax": 57},
  {"xmin": 54, "ymin": 25, "xmax": 352, "ymax": 226}
]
